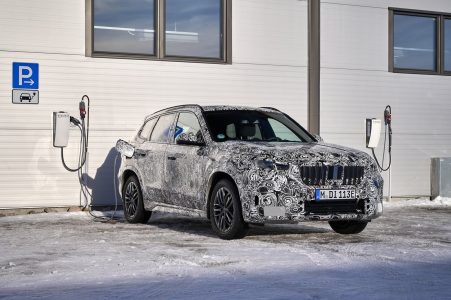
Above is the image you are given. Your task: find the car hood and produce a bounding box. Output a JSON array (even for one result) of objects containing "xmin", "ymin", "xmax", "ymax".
[{"xmin": 217, "ymin": 141, "xmax": 374, "ymax": 166}]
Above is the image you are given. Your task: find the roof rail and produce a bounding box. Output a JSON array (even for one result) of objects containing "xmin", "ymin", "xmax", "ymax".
[
  {"xmin": 260, "ymin": 106, "xmax": 281, "ymax": 112},
  {"xmin": 150, "ymin": 104, "xmax": 204, "ymax": 116}
]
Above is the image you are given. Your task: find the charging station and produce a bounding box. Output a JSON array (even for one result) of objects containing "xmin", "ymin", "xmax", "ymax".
[
  {"xmin": 53, "ymin": 112, "xmax": 70, "ymax": 148},
  {"xmin": 51, "ymin": 96, "xmax": 120, "ymax": 220},
  {"xmin": 365, "ymin": 118, "xmax": 381, "ymax": 149},
  {"xmin": 366, "ymin": 106, "xmax": 393, "ymax": 200}
]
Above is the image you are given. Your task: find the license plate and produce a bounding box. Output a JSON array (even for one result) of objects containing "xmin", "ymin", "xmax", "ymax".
[{"xmin": 315, "ymin": 189, "xmax": 356, "ymax": 200}]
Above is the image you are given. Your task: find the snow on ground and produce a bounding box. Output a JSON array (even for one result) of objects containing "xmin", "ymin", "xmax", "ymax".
[
  {"xmin": 0, "ymin": 200, "xmax": 450, "ymax": 300},
  {"xmin": 384, "ymin": 197, "xmax": 451, "ymax": 208}
]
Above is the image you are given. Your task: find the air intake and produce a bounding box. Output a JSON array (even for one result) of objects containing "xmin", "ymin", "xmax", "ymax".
[{"xmin": 300, "ymin": 165, "xmax": 364, "ymax": 186}]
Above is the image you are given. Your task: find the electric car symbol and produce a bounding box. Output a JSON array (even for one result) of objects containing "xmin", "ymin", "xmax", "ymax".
[
  {"xmin": 20, "ymin": 93, "xmax": 32, "ymax": 102},
  {"xmin": 117, "ymin": 105, "xmax": 384, "ymax": 239}
]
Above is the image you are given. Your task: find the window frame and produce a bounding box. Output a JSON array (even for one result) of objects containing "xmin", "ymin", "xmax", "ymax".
[
  {"xmin": 443, "ymin": 17, "xmax": 451, "ymax": 75},
  {"xmin": 86, "ymin": 0, "xmax": 232, "ymax": 64},
  {"xmin": 389, "ymin": 8, "xmax": 451, "ymax": 76}
]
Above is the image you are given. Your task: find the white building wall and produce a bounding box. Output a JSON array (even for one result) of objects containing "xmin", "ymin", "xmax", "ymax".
[
  {"xmin": 321, "ymin": 0, "xmax": 451, "ymax": 197},
  {"xmin": 0, "ymin": 0, "xmax": 308, "ymax": 208}
]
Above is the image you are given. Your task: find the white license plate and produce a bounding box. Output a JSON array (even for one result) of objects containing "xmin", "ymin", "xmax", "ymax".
[{"xmin": 315, "ymin": 189, "xmax": 356, "ymax": 200}]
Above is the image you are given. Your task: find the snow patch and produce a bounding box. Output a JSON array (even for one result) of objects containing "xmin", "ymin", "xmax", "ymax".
[{"xmin": 384, "ymin": 197, "xmax": 451, "ymax": 208}]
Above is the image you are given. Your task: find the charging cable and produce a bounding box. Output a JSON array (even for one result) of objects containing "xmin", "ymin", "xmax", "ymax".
[
  {"xmin": 372, "ymin": 105, "xmax": 392, "ymax": 172},
  {"xmin": 60, "ymin": 96, "xmax": 90, "ymax": 172}
]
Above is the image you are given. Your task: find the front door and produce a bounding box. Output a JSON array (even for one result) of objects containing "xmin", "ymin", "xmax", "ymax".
[
  {"xmin": 137, "ymin": 113, "xmax": 176, "ymax": 208},
  {"xmin": 165, "ymin": 112, "xmax": 209, "ymax": 210}
]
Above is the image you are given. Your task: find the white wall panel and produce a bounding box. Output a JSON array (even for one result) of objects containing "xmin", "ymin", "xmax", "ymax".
[
  {"xmin": 321, "ymin": 0, "xmax": 451, "ymax": 197},
  {"xmin": 0, "ymin": 0, "xmax": 84, "ymax": 55},
  {"xmin": 0, "ymin": 0, "xmax": 308, "ymax": 208},
  {"xmin": 321, "ymin": 3, "xmax": 387, "ymax": 70},
  {"xmin": 234, "ymin": 0, "xmax": 308, "ymax": 66}
]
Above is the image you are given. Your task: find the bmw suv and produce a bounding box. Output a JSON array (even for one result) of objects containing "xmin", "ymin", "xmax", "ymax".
[{"xmin": 117, "ymin": 105, "xmax": 383, "ymax": 239}]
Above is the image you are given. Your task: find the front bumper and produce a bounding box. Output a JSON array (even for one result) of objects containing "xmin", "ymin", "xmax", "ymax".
[{"xmin": 240, "ymin": 179, "xmax": 384, "ymax": 224}]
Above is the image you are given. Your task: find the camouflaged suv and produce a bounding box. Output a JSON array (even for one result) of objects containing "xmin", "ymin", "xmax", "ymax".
[{"xmin": 117, "ymin": 105, "xmax": 383, "ymax": 239}]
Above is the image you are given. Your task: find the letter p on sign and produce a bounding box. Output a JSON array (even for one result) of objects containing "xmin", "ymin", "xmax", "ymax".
[{"xmin": 12, "ymin": 62, "xmax": 39, "ymax": 90}]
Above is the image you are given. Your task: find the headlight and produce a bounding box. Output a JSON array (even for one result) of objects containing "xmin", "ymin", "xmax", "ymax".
[
  {"xmin": 256, "ymin": 159, "xmax": 289, "ymax": 170},
  {"xmin": 256, "ymin": 159, "xmax": 275, "ymax": 169}
]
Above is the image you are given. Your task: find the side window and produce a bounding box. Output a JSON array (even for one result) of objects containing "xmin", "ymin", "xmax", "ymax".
[
  {"xmin": 175, "ymin": 112, "xmax": 203, "ymax": 140},
  {"xmin": 138, "ymin": 118, "xmax": 157, "ymax": 140},
  {"xmin": 150, "ymin": 114, "xmax": 175, "ymax": 143}
]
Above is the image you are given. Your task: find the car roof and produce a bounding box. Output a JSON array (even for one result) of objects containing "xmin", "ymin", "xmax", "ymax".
[
  {"xmin": 201, "ymin": 105, "xmax": 279, "ymax": 113},
  {"xmin": 144, "ymin": 105, "xmax": 281, "ymax": 121}
]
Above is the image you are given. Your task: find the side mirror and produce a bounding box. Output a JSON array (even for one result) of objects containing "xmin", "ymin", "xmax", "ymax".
[
  {"xmin": 176, "ymin": 132, "xmax": 205, "ymax": 146},
  {"xmin": 313, "ymin": 134, "xmax": 324, "ymax": 142},
  {"xmin": 115, "ymin": 139, "xmax": 135, "ymax": 158}
]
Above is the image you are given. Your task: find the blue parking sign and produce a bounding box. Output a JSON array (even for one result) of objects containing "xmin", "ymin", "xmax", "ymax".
[{"xmin": 12, "ymin": 62, "xmax": 39, "ymax": 90}]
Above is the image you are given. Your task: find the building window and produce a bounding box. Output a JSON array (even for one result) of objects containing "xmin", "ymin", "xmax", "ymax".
[
  {"xmin": 390, "ymin": 8, "xmax": 451, "ymax": 75},
  {"xmin": 393, "ymin": 14, "xmax": 437, "ymax": 71},
  {"xmin": 89, "ymin": 0, "xmax": 230, "ymax": 63},
  {"xmin": 93, "ymin": 0, "xmax": 155, "ymax": 55},
  {"xmin": 165, "ymin": 0, "xmax": 222, "ymax": 59}
]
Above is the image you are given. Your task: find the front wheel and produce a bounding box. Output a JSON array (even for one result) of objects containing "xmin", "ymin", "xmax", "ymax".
[
  {"xmin": 328, "ymin": 220, "xmax": 368, "ymax": 234},
  {"xmin": 210, "ymin": 179, "xmax": 247, "ymax": 240},
  {"xmin": 122, "ymin": 175, "xmax": 151, "ymax": 224}
]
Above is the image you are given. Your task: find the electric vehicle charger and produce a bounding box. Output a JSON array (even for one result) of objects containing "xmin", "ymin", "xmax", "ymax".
[
  {"xmin": 371, "ymin": 105, "xmax": 392, "ymax": 172},
  {"xmin": 56, "ymin": 95, "xmax": 120, "ymax": 222}
]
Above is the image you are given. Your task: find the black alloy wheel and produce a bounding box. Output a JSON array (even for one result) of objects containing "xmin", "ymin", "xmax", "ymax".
[
  {"xmin": 214, "ymin": 187, "xmax": 234, "ymax": 232},
  {"xmin": 210, "ymin": 179, "xmax": 247, "ymax": 240},
  {"xmin": 123, "ymin": 175, "xmax": 151, "ymax": 224}
]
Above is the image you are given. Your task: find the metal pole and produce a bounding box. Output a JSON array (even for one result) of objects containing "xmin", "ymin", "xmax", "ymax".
[
  {"xmin": 388, "ymin": 164, "xmax": 392, "ymax": 202},
  {"xmin": 308, "ymin": 0, "xmax": 320, "ymax": 135}
]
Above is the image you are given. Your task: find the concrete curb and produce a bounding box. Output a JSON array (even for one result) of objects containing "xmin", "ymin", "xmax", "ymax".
[{"xmin": 0, "ymin": 206, "xmax": 122, "ymax": 217}]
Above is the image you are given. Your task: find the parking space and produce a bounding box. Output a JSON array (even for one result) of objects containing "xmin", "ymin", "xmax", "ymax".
[{"xmin": 0, "ymin": 200, "xmax": 450, "ymax": 299}]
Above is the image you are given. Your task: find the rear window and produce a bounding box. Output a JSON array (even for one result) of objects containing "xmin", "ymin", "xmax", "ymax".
[{"xmin": 138, "ymin": 118, "xmax": 157, "ymax": 140}]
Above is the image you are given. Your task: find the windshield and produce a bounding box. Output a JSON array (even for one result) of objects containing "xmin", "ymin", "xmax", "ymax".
[{"xmin": 204, "ymin": 110, "xmax": 314, "ymax": 143}]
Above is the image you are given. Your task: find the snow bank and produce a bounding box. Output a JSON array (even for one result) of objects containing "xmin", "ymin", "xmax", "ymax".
[{"xmin": 384, "ymin": 197, "xmax": 451, "ymax": 208}]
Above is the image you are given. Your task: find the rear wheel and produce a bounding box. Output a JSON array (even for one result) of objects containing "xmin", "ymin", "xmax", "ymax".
[
  {"xmin": 210, "ymin": 179, "xmax": 247, "ymax": 240},
  {"xmin": 123, "ymin": 175, "xmax": 151, "ymax": 224},
  {"xmin": 329, "ymin": 220, "xmax": 368, "ymax": 234}
]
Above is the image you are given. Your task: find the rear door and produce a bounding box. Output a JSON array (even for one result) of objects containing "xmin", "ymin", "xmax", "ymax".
[
  {"xmin": 165, "ymin": 112, "xmax": 209, "ymax": 210},
  {"xmin": 136, "ymin": 113, "xmax": 176, "ymax": 207}
]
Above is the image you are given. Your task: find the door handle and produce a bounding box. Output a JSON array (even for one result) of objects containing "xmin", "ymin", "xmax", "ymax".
[
  {"xmin": 167, "ymin": 156, "xmax": 177, "ymax": 161},
  {"xmin": 134, "ymin": 150, "xmax": 147, "ymax": 158}
]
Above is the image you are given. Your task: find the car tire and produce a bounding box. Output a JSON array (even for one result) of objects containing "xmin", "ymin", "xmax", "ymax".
[
  {"xmin": 122, "ymin": 175, "xmax": 151, "ymax": 224},
  {"xmin": 328, "ymin": 220, "xmax": 368, "ymax": 234},
  {"xmin": 210, "ymin": 179, "xmax": 247, "ymax": 240}
]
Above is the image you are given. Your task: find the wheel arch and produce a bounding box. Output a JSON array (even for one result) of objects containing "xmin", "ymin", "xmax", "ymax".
[
  {"xmin": 121, "ymin": 168, "xmax": 143, "ymax": 195},
  {"xmin": 205, "ymin": 171, "xmax": 239, "ymax": 220}
]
